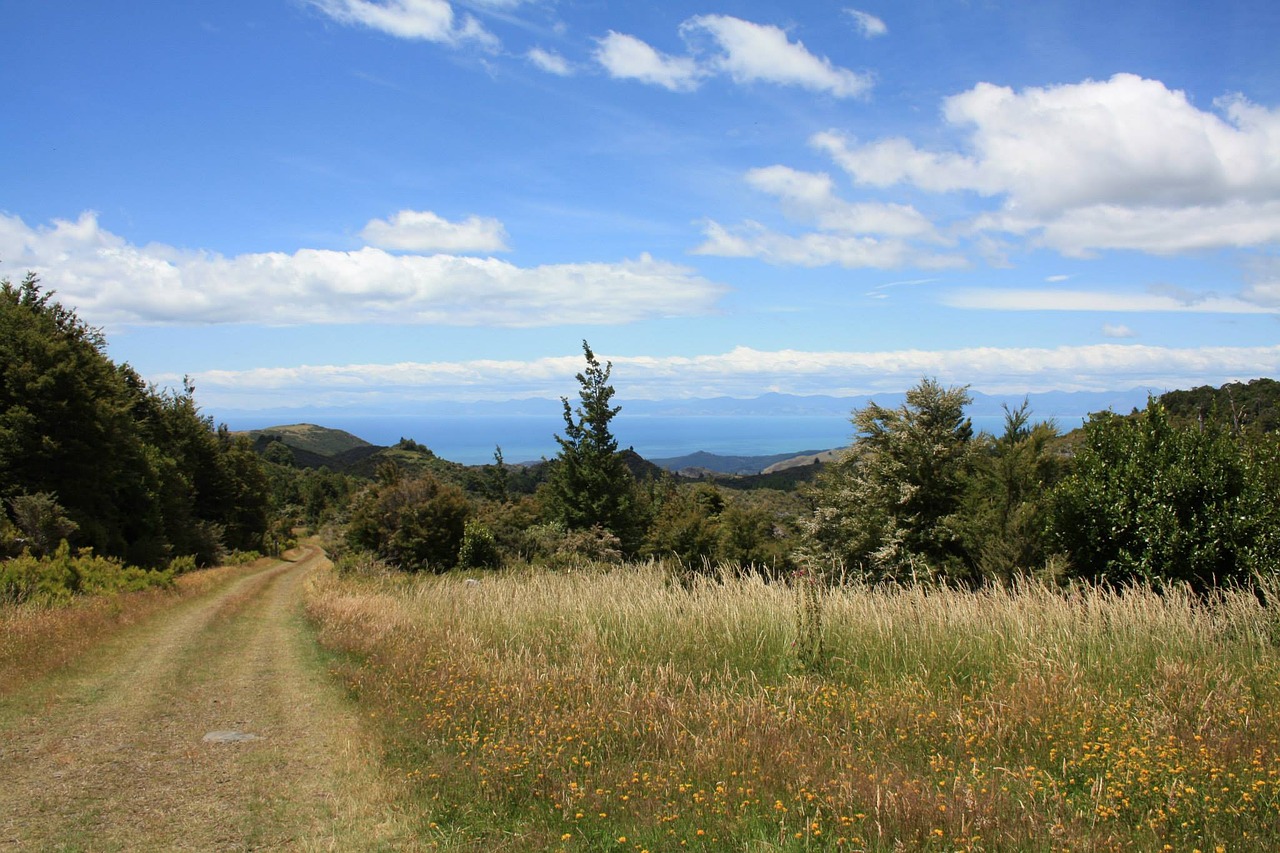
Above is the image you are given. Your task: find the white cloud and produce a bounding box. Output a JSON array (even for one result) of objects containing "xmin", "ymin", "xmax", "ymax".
[
  {"xmin": 0, "ymin": 212, "xmax": 725, "ymax": 328},
  {"xmin": 1102, "ymin": 324, "xmax": 1137, "ymax": 339},
  {"xmin": 694, "ymin": 221, "xmax": 964, "ymax": 270},
  {"xmin": 944, "ymin": 287, "xmax": 1277, "ymax": 314},
  {"xmin": 744, "ymin": 166, "xmax": 937, "ymax": 237},
  {"xmin": 996, "ymin": 201, "xmax": 1280, "ymax": 257},
  {"xmin": 526, "ymin": 46, "xmax": 572, "ymax": 76},
  {"xmin": 813, "ymin": 131, "xmax": 986, "ymax": 193},
  {"xmin": 1242, "ymin": 258, "xmax": 1280, "ymax": 308},
  {"xmin": 1243, "ymin": 280, "xmax": 1280, "ymax": 307},
  {"xmin": 680, "ymin": 15, "xmax": 871, "ymax": 98},
  {"xmin": 359, "ymin": 209, "xmax": 510, "ymax": 252},
  {"xmin": 592, "ymin": 15, "xmax": 871, "ymax": 98},
  {"xmin": 593, "ymin": 31, "xmax": 702, "ymax": 92},
  {"xmin": 174, "ymin": 343, "xmax": 1280, "ymax": 408},
  {"xmin": 845, "ymin": 9, "xmax": 887, "ymax": 38},
  {"xmin": 693, "ymin": 165, "xmax": 954, "ymax": 269},
  {"xmin": 812, "ymin": 74, "xmax": 1280, "ymax": 254},
  {"xmin": 312, "ymin": 0, "xmax": 497, "ymax": 47}
]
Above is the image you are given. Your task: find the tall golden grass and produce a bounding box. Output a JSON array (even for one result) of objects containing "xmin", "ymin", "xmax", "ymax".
[{"xmin": 307, "ymin": 562, "xmax": 1280, "ymax": 851}]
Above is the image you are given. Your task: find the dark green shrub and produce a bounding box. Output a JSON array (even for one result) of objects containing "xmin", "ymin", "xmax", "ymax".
[
  {"xmin": 1049, "ymin": 401, "xmax": 1280, "ymax": 589},
  {"xmin": 346, "ymin": 470, "xmax": 470, "ymax": 572}
]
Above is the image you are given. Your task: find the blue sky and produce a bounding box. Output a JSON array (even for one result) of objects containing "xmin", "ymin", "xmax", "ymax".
[{"xmin": 3, "ymin": 0, "xmax": 1279, "ymax": 417}]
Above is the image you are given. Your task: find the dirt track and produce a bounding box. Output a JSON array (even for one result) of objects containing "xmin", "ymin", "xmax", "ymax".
[{"xmin": 0, "ymin": 548, "xmax": 417, "ymax": 851}]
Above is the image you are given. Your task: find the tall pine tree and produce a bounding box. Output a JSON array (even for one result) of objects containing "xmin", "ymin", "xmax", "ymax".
[{"xmin": 545, "ymin": 341, "xmax": 639, "ymax": 551}]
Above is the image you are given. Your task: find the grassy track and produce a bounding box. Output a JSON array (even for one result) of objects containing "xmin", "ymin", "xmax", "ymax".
[{"xmin": 0, "ymin": 548, "xmax": 424, "ymax": 851}]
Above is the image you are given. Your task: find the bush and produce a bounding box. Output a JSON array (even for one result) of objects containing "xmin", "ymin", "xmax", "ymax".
[
  {"xmin": 458, "ymin": 520, "xmax": 500, "ymax": 569},
  {"xmin": 7, "ymin": 492, "xmax": 78, "ymax": 558},
  {"xmin": 1, "ymin": 541, "xmax": 174, "ymax": 605},
  {"xmin": 1, "ymin": 549, "xmax": 75, "ymax": 605},
  {"xmin": 645, "ymin": 484, "xmax": 792, "ymax": 577},
  {"xmin": 526, "ymin": 522, "xmax": 624, "ymax": 569},
  {"xmin": 1049, "ymin": 402, "xmax": 1280, "ymax": 589},
  {"xmin": 334, "ymin": 550, "xmax": 393, "ymax": 578},
  {"xmin": 167, "ymin": 554, "xmax": 198, "ymax": 574},
  {"xmin": 346, "ymin": 470, "xmax": 470, "ymax": 572},
  {"xmin": 645, "ymin": 484, "xmax": 723, "ymax": 567}
]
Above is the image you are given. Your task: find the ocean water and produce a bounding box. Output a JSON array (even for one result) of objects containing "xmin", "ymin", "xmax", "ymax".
[{"xmin": 236, "ymin": 413, "xmax": 1032, "ymax": 466}]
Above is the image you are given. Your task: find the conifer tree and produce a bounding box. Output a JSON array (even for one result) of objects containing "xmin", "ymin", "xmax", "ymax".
[
  {"xmin": 545, "ymin": 341, "xmax": 638, "ymax": 550},
  {"xmin": 804, "ymin": 378, "xmax": 975, "ymax": 582}
]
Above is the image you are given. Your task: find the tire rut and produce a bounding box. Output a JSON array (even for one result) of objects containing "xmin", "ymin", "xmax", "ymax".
[{"xmin": 0, "ymin": 548, "xmax": 417, "ymax": 851}]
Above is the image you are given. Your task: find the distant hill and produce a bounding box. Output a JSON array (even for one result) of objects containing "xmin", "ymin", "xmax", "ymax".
[
  {"xmin": 620, "ymin": 449, "xmax": 665, "ymax": 481},
  {"xmin": 650, "ymin": 449, "xmax": 833, "ymax": 476},
  {"xmin": 239, "ymin": 423, "xmax": 372, "ymax": 457},
  {"xmin": 762, "ymin": 448, "xmax": 848, "ymax": 474},
  {"xmin": 240, "ymin": 424, "xmax": 468, "ymax": 483}
]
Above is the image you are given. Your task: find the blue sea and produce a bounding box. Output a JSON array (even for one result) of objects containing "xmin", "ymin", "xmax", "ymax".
[{"xmin": 227, "ymin": 413, "xmax": 1037, "ymax": 466}]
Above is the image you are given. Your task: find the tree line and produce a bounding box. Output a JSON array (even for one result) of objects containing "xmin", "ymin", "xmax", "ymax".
[
  {"xmin": 1, "ymin": 274, "xmax": 271, "ymax": 574},
  {"xmin": 336, "ymin": 342, "xmax": 1280, "ymax": 591},
  {"xmin": 804, "ymin": 379, "xmax": 1280, "ymax": 590},
  {"xmin": 6, "ymin": 277, "xmax": 1277, "ymax": 595}
]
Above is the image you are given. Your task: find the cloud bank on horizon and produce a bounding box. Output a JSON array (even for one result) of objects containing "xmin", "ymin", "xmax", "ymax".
[
  {"xmin": 3, "ymin": 0, "xmax": 1278, "ymax": 412},
  {"xmin": 167, "ymin": 343, "xmax": 1280, "ymax": 410}
]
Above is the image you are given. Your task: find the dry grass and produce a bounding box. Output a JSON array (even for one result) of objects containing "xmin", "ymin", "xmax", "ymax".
[
  {"xmin": 0, "ymin": 557, "xmax": 272, "ymax": 697},
  {"xmin": 306, "ymin": 563, "xmax": 1280, "ymax": 851}
]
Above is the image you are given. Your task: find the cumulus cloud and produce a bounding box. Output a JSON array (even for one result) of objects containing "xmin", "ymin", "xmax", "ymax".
[
  {"xmin": 693, "ymin": 164, "xmax": 958, "ymax": 269},
  {"xmin": 744, "ymin": 166, "xmax": 937, "ymax": 237},
  {"xmin": 679, "ymin": 15, "xmax": 871, "ymax": 98},
  {"xmin": 979, "ymin": 200, "xmax": 1280, "ymax": 257},
  {"xmin": 312, "ymin": 0, "xmax": 497, "ymax": 47},
  {"xmin": 0, "ymin": 212, "xmax": 725, "ymax": 328},
  {"xmin": 526, "ymin": 46, "xmax": 572, "ymax": 76},
  {"xmin": 174, "ymin": 343, "xmax": 1280, "ymax": 408},
  {"xmin": 811, "ymin": 74, "xmax": 1280, "ymax": 254},
  {"xmin": 593, "ymin": 31, "xmax": 702, "ymax": 91},
  {"xmin": 1103, "ymin": 324, "xmax": 1137, "ymax": 339},
  {"xmin": 594, "ymin": 15, "xmax": 869, "ymax": 98},
  {"xmin": 359, "ymin": 209, "xmax": 510, "ymax": 253},
  {"xmin": 845, "ymin": 9, "xmax": 887, "ymax": 38}
]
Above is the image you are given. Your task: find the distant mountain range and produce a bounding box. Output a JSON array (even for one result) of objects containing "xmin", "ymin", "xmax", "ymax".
[{"xmin": 217, "ymin": 387, "xmax": 1160, "ymax": 424}]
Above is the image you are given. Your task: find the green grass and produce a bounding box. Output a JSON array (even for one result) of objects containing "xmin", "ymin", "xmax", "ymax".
[{"xmin": 306, "ymin": 562, "xmax": 1280, "ymax": 851}]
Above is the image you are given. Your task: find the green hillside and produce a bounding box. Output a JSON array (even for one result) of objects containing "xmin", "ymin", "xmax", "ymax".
[{"xmin": 239, "ymin": 423, "xmax": 372, "ymax": 457}]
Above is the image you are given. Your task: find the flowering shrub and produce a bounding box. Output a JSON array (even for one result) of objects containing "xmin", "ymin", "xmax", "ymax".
[{"xmin": 2, "ymin": 541, "xmax": 174, "ymax": 605}]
